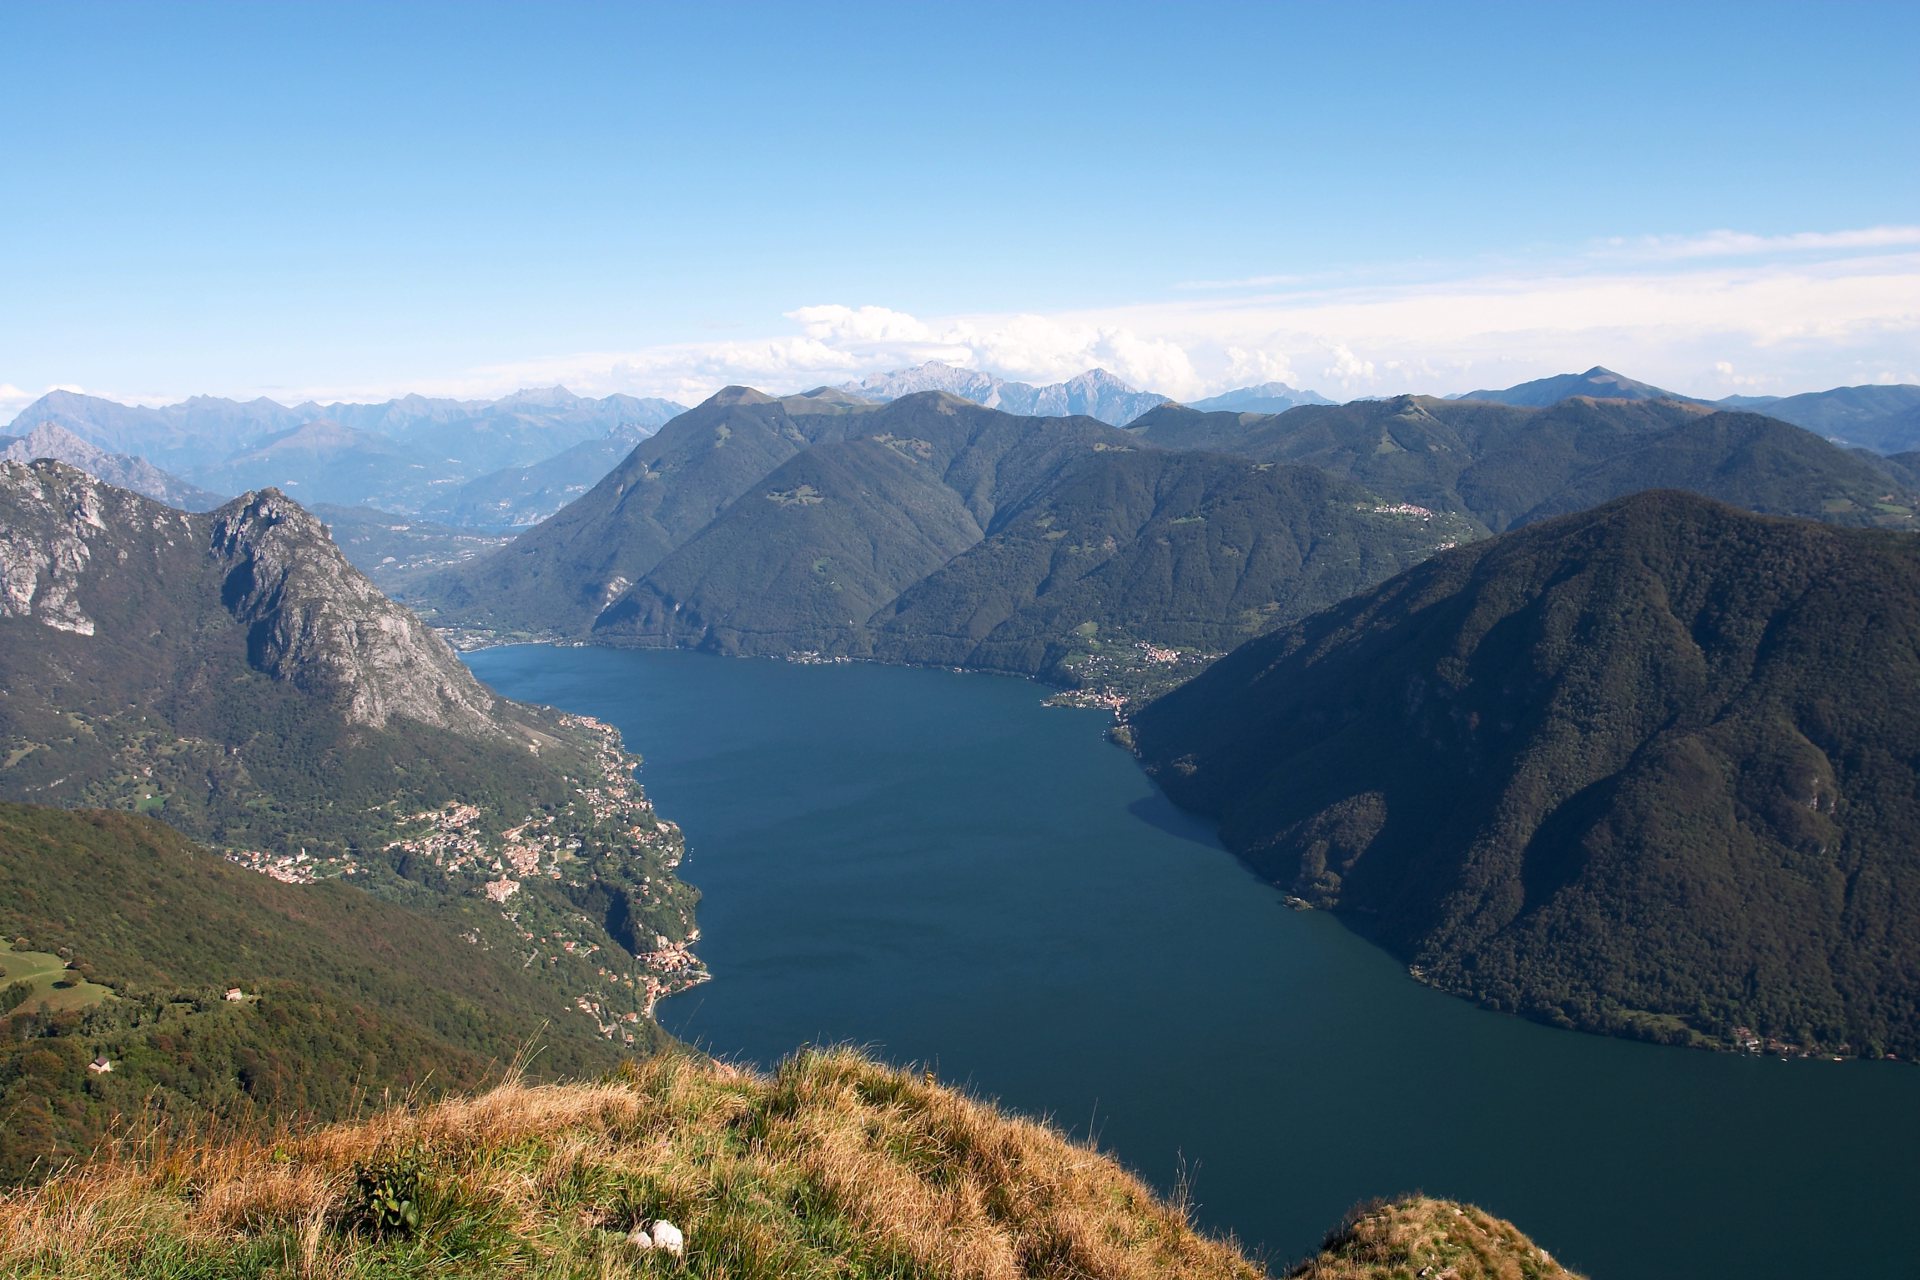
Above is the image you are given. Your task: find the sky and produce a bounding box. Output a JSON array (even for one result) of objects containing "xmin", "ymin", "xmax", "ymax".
[{"xmin": 2, "ymin": 0, "xmax": 1916, "ymax": 414}]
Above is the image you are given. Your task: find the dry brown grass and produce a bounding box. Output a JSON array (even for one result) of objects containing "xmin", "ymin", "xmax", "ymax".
[
  {"xmin": 0, "ymin": 1051, "xmax": 1572, "ymax": 1280},
  {"xmin": 0, "ymin": 1048, "xmax": 1265, "ymax": 1279},
  {"xmin": 1286, "ymin": 1195, "xmax": 1584, "ymax": 1280}
]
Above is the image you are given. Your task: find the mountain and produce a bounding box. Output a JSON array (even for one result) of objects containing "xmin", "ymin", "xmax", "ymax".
[
  {"xmin": 6, "ymin": 390, "xmax": 303, "ymax": 471},
  {"xmin": 865, "ymin": 449, "xmax": 1473, "ymax": 683},
  {"xmin": 0, "ymin": 462, "xmax": 703, "ymax": 1061},
  {"xmin": 1125, "ymin": 395, "xmax": 1920, "ymax": 534},
  {"xmin": 421, "ymin": 422, "xmax": 655, "ymax": 527},
  {"xmin": 1186, "ymin": 381, "xmax": 1334, "ymax": 414},
  {"xmin": 1737, "ymin": 383, "xmax": 1920, "ymax": 453},
  {"xmin": 427, "ymin": 391, "xmax": 1466, "ymax": 697},
  {"xmin": 0, "ymin": 803, "xmax": 652, "ymax": 1181},
  {"xmin": 1134, "ymin": 491, "xmax": 1920, "ymax": 1057},
  {"xmin": 5, "ymin": 387, "xmax": 687, "ymax": 515},
  {"xmin": 0, "ymin": 1045, "xmax": 1579, "ymax": 1280},
  {"xmin": 836, "ymin": 361, "xmax": 1171, "ymax": 425},
  {"xmin": 1454, "ymin": 365, "xmax": 1701, "ymax": 406},
  {"xmin": 589, "ymin": 393, "xmax": 1140, "ymax": 659},
  {"xmin": 419, "ymin": 387, "xmax": 882, "ymax": 636},
  {"xmin": 189, "ymin": 418, "xmax": 424, "ymax": 509},
  {"xmin": 0, "ymin": 422, "xmax": 225, "ymax": 510},
  {"xmin": 305, "ymin": 386, "xmax": 685, "ymax": 478}
]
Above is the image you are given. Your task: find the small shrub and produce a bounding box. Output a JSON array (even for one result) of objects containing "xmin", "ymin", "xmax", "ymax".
[{"xmin": 347, "ymin": 1150, "xmax": 427, "ymax": 1240}]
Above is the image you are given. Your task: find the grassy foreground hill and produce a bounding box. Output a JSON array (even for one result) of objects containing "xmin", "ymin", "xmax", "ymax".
[
  {"xmin": 1134, "ymin": 491, "xmax": 1920, "ymax": 1056},
  {"xmin": 0, "ymin": 1048, "xmax": 1579, "ymax": 1280}
]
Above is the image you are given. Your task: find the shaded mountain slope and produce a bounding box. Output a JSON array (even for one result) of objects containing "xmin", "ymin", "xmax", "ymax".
[
  {"xmin": 0, "ymin": 804, "xmax": 641, "ymax": 1181},
  {"xmin": 1135, "ymin": 491, "xmax": 1920, "ymax": 1055},
  {"xmin": 595, "ymin": 436, "xmax": 989, "ymax": 654},
  {"xmin": 1752, "ymin": 382, "xmax": 1920, "ymax": 452},
  {"xmin": 870, "ymin": 450, "xmax": 1472, "ymax": 679},
  {"xmin": 589, "ymin": 394, "xmax": 1137, "ymax": 655},
  {"xmin": 421, "ymin": 387, "xmax": 877, "ymax": 633}
]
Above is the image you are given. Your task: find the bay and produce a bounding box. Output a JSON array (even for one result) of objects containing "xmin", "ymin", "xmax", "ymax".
[{"xmin": 468, "ymin": 644, "xmax": 1919, "ymax": 1278}]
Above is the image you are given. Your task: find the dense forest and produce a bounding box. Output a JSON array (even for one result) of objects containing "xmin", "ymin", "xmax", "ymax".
[
  {"xmin": 0, "ymin": 804, "xmax": 650, "ymax": 1183},
  {"xmin": 1134, "ymin": 491, "xmax": 1920, "ymax": 1057}
]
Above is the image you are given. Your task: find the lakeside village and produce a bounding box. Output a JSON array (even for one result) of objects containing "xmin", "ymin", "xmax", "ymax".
[{"xmin": 222, "ymin": 712, "xmax": 706, "ymax": 1036}]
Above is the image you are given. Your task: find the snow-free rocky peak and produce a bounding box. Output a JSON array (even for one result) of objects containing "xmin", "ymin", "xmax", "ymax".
[{"xmin": 207, "ymin": 487, "xmax": 504, "ymax": 735}]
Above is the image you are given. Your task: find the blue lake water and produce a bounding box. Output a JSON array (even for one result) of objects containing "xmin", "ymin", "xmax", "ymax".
[{"xmin": 468, "ymin": 644, "xmax": 1920, "ymax": 1278}]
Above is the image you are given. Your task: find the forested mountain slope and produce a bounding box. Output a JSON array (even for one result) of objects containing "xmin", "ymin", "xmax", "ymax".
[
  {"xmin": 425, "ymin": 392, "xmax": 1469, "ymax": 695},
  {"xmin": 0, "ymin": 804, "xmax": 642, "ymax": 1182},
  {"xmin": 421, "ymin": 387, "xmax": 879, "ymax": 633},
  {"xmin": 1135, "ymin": 491, "xmax": 1920, "ymax": 1056},
  {"xmin": 867, "ymin": 449, "xmax": 1471, "ymax": 680},
  {"xmin": 1126, "ymin": 395, "xmax": 1918, "ymax": 533}
]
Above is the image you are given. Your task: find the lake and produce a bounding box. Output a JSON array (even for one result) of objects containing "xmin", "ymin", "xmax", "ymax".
[{"xmin": 468, "ymin": 644, "xmax": 1919, "ymax": 1279}]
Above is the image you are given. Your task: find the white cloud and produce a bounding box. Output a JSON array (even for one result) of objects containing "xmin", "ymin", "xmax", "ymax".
[
  {"xmin": 1324, "ymin": 344, "xmax": 1375, "ymax": 386},
  {"xmin": 785, "ymin": 304, "xmax": 935, "ymax": 345},
  {"xmin": 1224, "ymin": 346, "xmax": 1299, "ymax": 387},
  {"xmin": 0, "ymin": 383, "xmax": 34, "ymax": 419},
  {"xmin": 96, "ymin": 225, "xmax": 1920, "ymax": 410},
  {"xmin": 1601, "ymin": 225, "xmax": 1920, "ymax": 262}
]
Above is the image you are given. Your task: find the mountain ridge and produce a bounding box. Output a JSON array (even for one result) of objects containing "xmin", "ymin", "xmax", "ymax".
[
  {"xmin": 1134, "ymin": 489, "xmax": 1920, "ymax": 1056},
  {"xmin": 835, "ymin": 361, "xmax": 1172, "ymax": 425}
]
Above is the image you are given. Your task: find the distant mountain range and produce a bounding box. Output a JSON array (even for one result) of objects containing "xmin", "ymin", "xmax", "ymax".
[
  {"xmin": 1454, "ymin": 367, "xmax": 1920, "ymax": 452},
  {"xmin": 5, "ymin": 387, "xmax": 686, "ymax": 516},
  {"xmin": 419, "ymin": 421, "xmax": 657, "ymax": 527},
  {"xmin": 1, "ymin": 422, "xmax": 224, "ymax": 510},
  {"xmin": 1454, "ymin": 365, "xmax": 1704, "ymax": 406},
  {"xmin": 1743, "ymin": 383, "xmax": 1920, "ymax": 452},
  {"xmin": 418, "ymin": 389, "xmax": 1471, "ymax": 695},
  {"xmin": 835, "ymin": 362, "xmax": 1172, "ymax": 426},
  {"xmin": 414, "ymin": 383, "xmax": 1916, "ymax": 704},
  {"xmin": 1135, "ymin": 490, "xmax": 1920, "ymax": 1059},
  {"xmin": 1185, "ymin": 381, "xmax": 1334, "ymax": 413},
  {"xmin": 1127, "ymin": 395, "xmax": 1918, "ymax": 534}
]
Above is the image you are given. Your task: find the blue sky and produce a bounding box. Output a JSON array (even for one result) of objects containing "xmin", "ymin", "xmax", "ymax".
[{"xmin": 3, "ymin": 0, "xmax": 1916, "ymax": 410}]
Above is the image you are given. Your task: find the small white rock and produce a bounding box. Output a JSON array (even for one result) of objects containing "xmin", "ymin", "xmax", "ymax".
[
  {"xmin": 625, "ymin": 1225, "xmax": 654, "ymax": 1251},
  {"xmin": 649, "ymin": 1218, "xmax": 686, "ymax": 1256}
]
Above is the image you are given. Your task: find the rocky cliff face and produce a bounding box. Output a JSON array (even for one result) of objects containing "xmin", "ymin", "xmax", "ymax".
[
  {"xmin": 0, "ymin": 460, "xmax": 195, "ymax": 637},
  {"xmin": 208, "ymin": 487, "xmax": 502, "ymax": 735},
  {"xmin": 0, "ymin": 460, "xmax": 504, "ymax": 738}
]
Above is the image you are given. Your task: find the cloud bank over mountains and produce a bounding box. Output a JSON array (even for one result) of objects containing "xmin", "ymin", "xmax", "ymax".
[{"xmin": 6, "ymin": 227, "xmax": 1914, "ymax": 415}]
